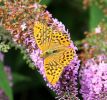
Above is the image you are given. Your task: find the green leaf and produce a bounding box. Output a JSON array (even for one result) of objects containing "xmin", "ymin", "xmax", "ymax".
[
  {"xmin": 13, "ymin": 73, "xmax": 31, "ymax": 84},
  {"xmin": 40, "ymin": 0, "xmax": 52, "ymax": 5},
  {"xmin": 89, "ymin": 4, "xmax": 104, "ymax": 30},
  {"xmin": 0, "ymin": 62, "xmax": 13, "ymax": 100}
]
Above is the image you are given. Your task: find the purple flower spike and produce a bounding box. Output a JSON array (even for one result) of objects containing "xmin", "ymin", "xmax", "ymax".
[
  {"xmin": 0, "ymin": 1, "xmax": 80, "ymax": 99},
  {"xmin": 80, "ymin": 55, "xmax": 107, "ymax": 100}
]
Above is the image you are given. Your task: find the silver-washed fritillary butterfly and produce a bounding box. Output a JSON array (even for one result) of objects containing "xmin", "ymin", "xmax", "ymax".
[{"xmin": 34, "ymin": 21, "xmax": 74, "ymax": 85}]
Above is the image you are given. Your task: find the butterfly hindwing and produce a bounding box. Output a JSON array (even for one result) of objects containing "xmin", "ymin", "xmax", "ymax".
[{"xmin": 44, "ymin": 47, "xmax": 74, "ymax": 85}]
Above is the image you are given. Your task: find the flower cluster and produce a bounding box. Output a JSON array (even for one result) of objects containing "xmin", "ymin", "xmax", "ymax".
[
  {"xmin": 79, "ymin": 22, "xmax": 107, "ymax": 62},
  {"xmin": 0, "ymin": 90, "xmax": 8, "ymax": 100},
  {"xmin": 0, "ymin": 1, "xmax": 80, "ymax": 99},
  {"xmin": 80, "ymin": 54, "xmax": 107, "ymax": 100}
]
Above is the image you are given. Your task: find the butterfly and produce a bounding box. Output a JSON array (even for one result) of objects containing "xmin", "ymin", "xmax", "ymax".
[{"xmin": 34, "ymin": 21, "xmax": 74, "ymax": 85}]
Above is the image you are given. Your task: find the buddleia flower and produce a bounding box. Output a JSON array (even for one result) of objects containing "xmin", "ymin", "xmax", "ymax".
[
  {"xmin": 0, "ymin": 1, "xmax": 80, "ymax": 99},
  {"xmin": 0, "ymin": 89, "xmax": 8, "ymax": 100},
  {"xmin": 78, "ymin": 22, "xmax": 107, "ymax": 62},
  {"xmin": 79, "ymin": 54, "xmax": 107, "ymax": 100}
]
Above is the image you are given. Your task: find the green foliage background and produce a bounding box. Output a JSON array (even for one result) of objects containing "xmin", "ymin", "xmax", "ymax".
[{"xmin": 0, "ymin": 0, "xmax": 107, "ymax": 100}]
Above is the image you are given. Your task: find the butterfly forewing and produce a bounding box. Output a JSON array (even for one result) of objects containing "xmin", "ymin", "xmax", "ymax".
[
  {"xmin": 48, "ymin": 31, "xmax": 71, "ymax": 50},
  {"xmin": 34, "ymin": 21, "xmax": 52, "ymax": 52}
]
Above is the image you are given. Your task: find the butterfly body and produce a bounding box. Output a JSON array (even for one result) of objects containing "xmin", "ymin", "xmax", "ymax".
[
  {"xmin": 40, "ymin": 49, "xmax": 58, "ymax": 58},
  {"xmin": 34, "ymin": 21, "xmax": 75, "ymax": 85}
]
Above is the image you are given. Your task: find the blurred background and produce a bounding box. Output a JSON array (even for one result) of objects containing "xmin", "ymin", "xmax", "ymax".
[{"xmin": 1, "ymin": 0, "xmax": 107, "ymax": 100}]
